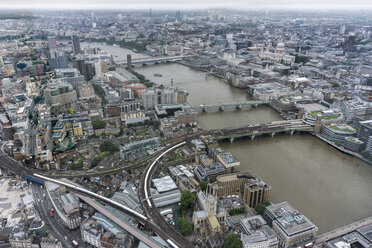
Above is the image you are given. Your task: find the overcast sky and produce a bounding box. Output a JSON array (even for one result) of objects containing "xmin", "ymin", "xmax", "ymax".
[{"xmin": 1, "ymin": 0, "xmax": 372, "ymax": 10}]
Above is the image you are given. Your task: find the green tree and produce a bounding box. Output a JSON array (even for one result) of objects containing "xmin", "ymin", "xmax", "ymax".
[
  {"xmin": 178, "ymin": 218, "xmax": 193, "ymax": 236},
  {"xmin": 228, "ymin": 207, "xmax": 247, "ymax": 216},
  {"xmin": 90, "ymin": 151, "xmax": 110, "ymax": 168},
  {"xmin": 34, "ymin": 96, "xmax": 43, "ymax": 104},
  {"xmin": 200, "ymin": 181, "xmax": 207, "ymax": 191},
  {"xmin": 92, "ymin": 119, "xmax": 106, "ymax": 129},
  {"xmin": 224, "ymin": 233, "xmax": 242, "ymax": 248},
  {"xmin": 254, "ymin": 204, "xmax": 266, "ymax": 215},
  {"xmin": 180, "ymin": 190, "xmax": 195, "ymax": 211},
  {"xmin": 100, "ymin": 141, "xmax": 119, "ymax": 154},
  {"xmin": 254, "ymin": 201, "xmax": 271, "ymax": 215},
  {"xmin": 68, "ymin": 107, "xmax": 75, "ymax": 115},
  {"xmin": 294, "ymin": 54, "xmax": 309, "ymax": 64},
  {"xmin": 92, "ymin": 83, "xmax": 106, "ymax": 100},
  {"xmin": 87, "ymin": 98, "xmax": 95, "ymax": 103}
]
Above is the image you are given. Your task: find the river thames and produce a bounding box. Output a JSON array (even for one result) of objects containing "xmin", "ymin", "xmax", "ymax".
[{"xmin": 84, "ymin": 42, "xmax": 372, "ymax": 234}]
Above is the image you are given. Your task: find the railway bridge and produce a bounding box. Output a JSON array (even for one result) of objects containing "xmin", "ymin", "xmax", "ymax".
[{"xmin": 208, "ymin": 119, "xmax": 313, "ymax": 143}]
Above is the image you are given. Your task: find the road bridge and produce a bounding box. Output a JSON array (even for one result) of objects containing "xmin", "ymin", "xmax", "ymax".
[
  {"xmin": 192, "ymin": 100, "xmax": 269, "ymax": 113},
  {"xmin": 119, "ymin": 55, "xmax": 192, "ymax": 67}
]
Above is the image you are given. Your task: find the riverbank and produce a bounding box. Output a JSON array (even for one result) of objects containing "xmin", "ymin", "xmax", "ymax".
[
  {"xmin": 314, "ymin": 133, "xmax": 372, "ymax": 165},
  {"xmin": 127, "ymin": 60, "xmax": 372, "ymax": 234},
  {"xmin": 170, "ymin": 61, "xmax": 371, "ymax": 165}
]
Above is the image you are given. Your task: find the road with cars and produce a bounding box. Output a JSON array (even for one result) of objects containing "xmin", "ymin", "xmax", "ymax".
[{"xmin": 31, "ymin": 183, "xmax": 84, "ymax": 248}]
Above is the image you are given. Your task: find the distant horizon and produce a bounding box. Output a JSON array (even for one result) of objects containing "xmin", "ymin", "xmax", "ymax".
[{"xmin": 1, "ymin": 1, "xmax": 372, "ymax": 11}]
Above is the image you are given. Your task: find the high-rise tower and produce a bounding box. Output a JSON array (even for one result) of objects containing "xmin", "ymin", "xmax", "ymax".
[{"xmin": 72, "ymin": 34, "xmax": 81, "ymax": 55}]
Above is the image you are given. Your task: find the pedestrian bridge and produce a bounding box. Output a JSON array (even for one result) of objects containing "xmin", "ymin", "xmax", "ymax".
[
  {"xmin": 192, "ymin": 100, "xmax": 269, "ymax": 113},
  {"xmin": 208, "ymin": 119, "xmax": 314, "ymax": 142}
]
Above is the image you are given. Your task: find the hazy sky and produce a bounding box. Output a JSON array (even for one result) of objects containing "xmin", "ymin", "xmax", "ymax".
[{"xmin": 1, "ymin": 0, "xmax": 372, "ymax": 10}]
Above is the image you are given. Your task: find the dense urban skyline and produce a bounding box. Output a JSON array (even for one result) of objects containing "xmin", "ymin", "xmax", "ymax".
[
  {"xmin": 1, "ymin": 0, "xmax": 372, "ymax": 9},
  {"xmin": 0, "ymin": 7, "xmax": 371, "ymax": 248}
]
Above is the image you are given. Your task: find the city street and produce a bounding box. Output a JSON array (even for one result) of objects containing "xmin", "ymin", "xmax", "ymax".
[{"xmin": 31, "ymin": 183, "xmax": 84, "ymax": 248}]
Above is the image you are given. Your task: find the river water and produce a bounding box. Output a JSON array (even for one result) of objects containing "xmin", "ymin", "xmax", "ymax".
[
  {"xmin": 81, "ymin": 42, "xmax": 150, "ymax": 62},
  {"xmin": 87, "ymin": 43, "xmax": 372, "ymax": 234}
]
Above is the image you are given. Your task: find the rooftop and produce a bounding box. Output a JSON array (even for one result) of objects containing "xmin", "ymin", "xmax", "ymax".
[
  {"xmin": 218, "ymin": 152, "xmax": 240, "ymax": 167},
  {"xmin": 345, "ymin": 136, "xmax": 364, "ymax": 144},
  {"xmin": 152, "ymin": 176, "xmax": 178, "ymax": 193},
  {"xmin": 266, "ymin": 202, "xmax": 318, "ymax": 237},
  {"xmin": 326, "ymin": 123, "xmax": 356, "ymax": 133},
  {"xmin": 326, "ymin": 231, "xmax": 372, "ymax": 248}
]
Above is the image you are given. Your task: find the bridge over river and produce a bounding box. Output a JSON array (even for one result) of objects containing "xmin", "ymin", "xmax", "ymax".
[
  {"xmin": 192, "ymin": 100, "xmax": 269, "ymax": 112},
  {"xmin": 207, "ymin": 119, "xmax": 313, "ymax": 142},
  {"xmin": 118, "ymin": 55, "xmax": 193, "ymax": 67}
]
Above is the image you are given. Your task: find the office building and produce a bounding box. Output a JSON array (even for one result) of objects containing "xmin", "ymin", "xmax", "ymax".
[
  {"xmin": 194, "ymin": 163, "xmax": 226, "ymax": 183},
  {"xmin": 240, "ymin": 215, "xmax": 279, "ymax": 248},
  {"xmin": 365, "ymin": 136, "xmax": 372, "ymax": 154},
  {"xmin": 81, "ymin": 219, "xmax": 102, "ymax": 248},
  {"xmin": 40, "ymin": 234, "xmax": 63, "ymax": 248},
  {"xmin": 343, "ymin": 137, "xmax": 364, "ymax": 152},
  {"xmin": 48, "ymin": 50, "xmax": 67, "ymax": 70},
  {"xmin": 121, "ymin": 100, "xmax": 141, "ymax": 113},
  {"xmin": 72, "ymin": 59, "xmax": 85, "ymax": 75},
  {"xmin": 95, "ymin": 60, "xmax": 103, "ymax": 78},
  {"xmin": 84, "ymin": 62, "xmax": 96, "ymax": 81},
  {"xmin": 264, "ymin": 202, "xmax": 318, "ymax": 248},
  {"xmin": 174, "ymin": 108, "xmax": 198, "ymax": 127},
  {"xmin": 120, "ymin": 88, "xmax": 135, "ymax": 100},
  {"xmin": 47, "ymin": 36, "xmax": 57, "ymax": 51},
  {"xmin": 343, "ymin": 33, "xmax": 357, "ymax": 53},
  {"xmin": 142, "ymin": 87, "xmax": 188, "ymax": 109},
  {"xmin": 353, "ymin": 116, "xmax": 372, "ymax": 142},
  {"xmin": 45, "ymin": 182, "xmax": 81, "ymax": 230},
  {"xmin": 323, "ymin": 222, "xmax": 372, "ymax": 248},
  {"xmin": 208, "ymin": 171, "xmax": 271, "ymax": 208},
  {"xmin": 110, "ymin": 67, "xmax": 139, "ymax": 84},
  {"xmin": 127, "ymin": 54, "xmax": 132, "ymax": 72},
  {"xmin": 72, "ymin": 34, "xmax": 81, "ymax": 55},
  {"xmin": 320, "ymin": 123, "xmax": 356, "ymax": 143},
  {"xmin": 54, "ymin": 68, "xmax": 81, "ymax": 78},
  {"xmin": 216, "ymin": 152, "xmax": 240, "ymax": 173},
  {"xmin": 340, "ymin": 101, "xmax": 372, "ymax": 124},
  {"xmin": 75, "ymin": 82, "xmax": 95, "ymax": 99},
  {"xmin": 44, "ymin": 82, "xmax": 77, "ymax": 106}
]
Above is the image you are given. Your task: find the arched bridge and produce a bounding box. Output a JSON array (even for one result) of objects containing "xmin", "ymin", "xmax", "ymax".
[
  {"xmin": 192, "ymin": 100, "xmax": 269, "ymax": 113},
  {"xmin": 119, "ymin": 55, "xmax": 193, "ymax": 67},
  {"xmin": 208, "ymin": 120, "xmax": 313, "ymax": 142}
]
